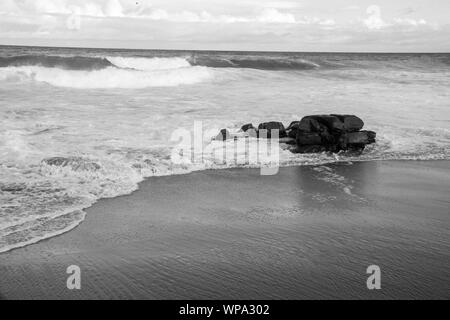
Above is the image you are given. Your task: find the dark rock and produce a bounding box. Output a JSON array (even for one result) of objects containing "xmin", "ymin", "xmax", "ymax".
[
  {"xmin": 297, "ymin": 117, "xmax": 324, "ymax": 133},
  {"xmin": 308, "ymin": 115, "xmax": 345, "ymax": 133},
  {"xmin": 331, "ymin": 114, "xmax": 364, "ymax": 132},
  {"xmin": 347, "ymin": 131, "xmax": 376, "ymax": 145},
  {"xmin": 296, "ymin": 132, "xmax": 323, "ymax": 145},
  {"xmin": 215, "ymin": 129, "xmax": 231, "ymax": 141},
  {"xmin": 286, "ymin": 121, "xmax": 301, "ymax": 139},
  {"xmin": 224, "ymin": 115, "xmax": 375, "ymax": 155},
  {"xmin": 366, "ymin": 131, "xmax": 377, "ymax": 143},
  {"xmin": 320, "ymin": 129, "xmax": 336, "ymax": 144},
  {"xmin": 295, "ymin": 117, "xmax": 336, "ymax": 144},
  {"xmin": 241, "ymin": 123, "xmax": 256, "ymax": 132},
  {"xmin": 279, "ymin": 137, "xmax": 296, "ymax": 145},
  {"xmin": 258, "ymin": 122, "xmax": 287, "ymax": 139},
  {"xmin": 287, "ymin": 121, "xmax": 301, "ymax": 130},
  {"xmin": 240, "ymin": 123, "xmax": 258, "ymax": 138},
  {"xmin": 336, "ymin": 133, "xmax": 349, "ymax": 151},
  {"xmin": 347, "ymin": 144, "xmax": 367, "ymax": 154}
]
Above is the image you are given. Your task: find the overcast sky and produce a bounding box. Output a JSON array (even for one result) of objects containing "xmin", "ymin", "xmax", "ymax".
[{"xmin": 0, "ymin": 0, "xmax": 449, "ymax": 51}]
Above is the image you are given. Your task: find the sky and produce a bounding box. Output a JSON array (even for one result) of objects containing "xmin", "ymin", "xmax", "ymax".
[{"xmin": 0, "ymin": 0, "xmax": 449, "ymax": 52}]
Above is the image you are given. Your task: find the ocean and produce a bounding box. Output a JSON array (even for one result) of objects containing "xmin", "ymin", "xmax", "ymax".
[{"xmin": 0, "ymin": 45, "xmax": 449, "ymax": 253}]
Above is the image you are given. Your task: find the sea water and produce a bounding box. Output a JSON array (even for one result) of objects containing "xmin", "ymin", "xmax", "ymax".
[{"xmin": 1, "ymin": 46, "xmax": 449, "ymax": 253}]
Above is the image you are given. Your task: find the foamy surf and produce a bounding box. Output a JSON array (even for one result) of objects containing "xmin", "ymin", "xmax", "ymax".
[
  {"xmin": 1, "ymin": 131, "xmax": 449, "ymax": 253},
  {"xmin": 107, "ymin": 56, "xmax": 192, "ymax": 71}
]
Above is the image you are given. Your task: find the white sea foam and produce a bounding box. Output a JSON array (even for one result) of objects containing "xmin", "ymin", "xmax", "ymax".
[
  {"xmin": 0, "ymin": 64, "xmax": 212, "ymax": 89},
  {"xmin": 107, "ymin": 56, "xmax": 192, "ymax": 71}
]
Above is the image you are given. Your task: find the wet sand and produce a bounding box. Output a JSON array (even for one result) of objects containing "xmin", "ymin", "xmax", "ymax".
[{"xmin": 0, "ymin": 161, "xmax": 449, "ymax": 300}]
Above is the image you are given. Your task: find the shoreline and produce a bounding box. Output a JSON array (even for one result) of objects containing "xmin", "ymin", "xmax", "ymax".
[
  {"xmin": 1, "ymin": 160, "xmax": 449, "ymax": 300},
  {"xmin": 1, "ymin": 158, "xmax": 446, "ymax": 255}
]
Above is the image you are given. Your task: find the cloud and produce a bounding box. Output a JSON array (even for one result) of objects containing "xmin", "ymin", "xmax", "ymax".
[
  {"xmin": 362, "ymin": 5, "xmax": 430, "ymax": 31},
  {"xmin": 263, "ymin": 1, "xmax": 302, "ymax": 9},
  {"xmin": 298, "ymin": 16, "xmax": 335, "ymax": 26},
  {"xmin": 393, "ymin": 18, "xmax": 427, "ymax": 27},
  {"xmin": 142, "ymin": 8, "xmax": 336, "ymax": 25},
  {"xmin": 0, "ymin": 0, "xmax": 152, "ymax": 18},
  {"xmin": 104, "ymin": 0, "xmax": 124, "ymax": 17},
  {"xmin": 0, "ymin": 0, "xmax": 448, "ymax": 52},
  {"xmin": 257, "ymin": 8, "xmax": 296, "ymax": 23},
  {"xmin": 0, "ymin": 1, "xmax": 335, "ymax": 26}
]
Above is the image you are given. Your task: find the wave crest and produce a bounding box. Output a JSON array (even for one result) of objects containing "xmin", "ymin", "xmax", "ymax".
[
  {"xmin": 0, "ymin": 65, "xmax": 213, "ymax": 89},
  {"xmin": 0, "ymin": 55, "xmax": 114, "ymax": 70},
  {"xmin": 189, "ymin": 55, "xmax": 320, "ymax": 70},
  {"xmin": 107, "ymin": 56, "xmax": 191, "ymax": 71}
]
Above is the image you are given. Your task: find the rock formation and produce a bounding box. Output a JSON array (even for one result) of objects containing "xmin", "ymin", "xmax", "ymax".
[{"xmin": 215, "ymin": 114, "xmax": 376, "ymax": 154}]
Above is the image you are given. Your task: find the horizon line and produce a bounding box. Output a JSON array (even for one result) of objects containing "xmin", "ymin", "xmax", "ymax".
[{"xmin": 0, "ymin": 44, "xmax": 449, "ymax": 55}]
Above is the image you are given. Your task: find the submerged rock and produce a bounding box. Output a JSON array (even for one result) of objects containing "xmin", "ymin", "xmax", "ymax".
[
  {"xmin": 43, "ymin": 157, "xmax": 101, "ymax": 172},
  {"xmin": 0, "ymin": 183, "xmax": 27, "ymax": 193}
]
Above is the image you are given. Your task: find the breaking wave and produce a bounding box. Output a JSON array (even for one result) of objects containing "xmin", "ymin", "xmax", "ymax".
[
  {"xmin": 0, "ymin": 55, "xmax": 114, "ymax": 70},
  {"xmin": 0, "ymin": 55, "xmax": 212, "ymax": 88},
  {"xmin": 0, "ymin": 54, "xmax": 324, "ymax": 89},
  {"xmin": 0, "ymin": 54, "xmax": 321, "ymax": 72},
  {"xmin": 0, "ymin": 65, "xmax": 213, "ymax": 89},
  {"xmin": 188, "ymin": 55, "xmax": 321, "ymax": 70}
]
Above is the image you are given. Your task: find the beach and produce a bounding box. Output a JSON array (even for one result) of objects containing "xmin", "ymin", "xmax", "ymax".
[{"xmin": 1, "ymin": 160, "xmax": 449, "ymax": 300}]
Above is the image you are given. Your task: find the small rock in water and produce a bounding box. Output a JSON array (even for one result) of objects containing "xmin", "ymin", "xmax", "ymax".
[
  {"xmin": 258, "ymin": 122, "xmax": 287, "ymax": 139},
  {"xmin": 214, "ymin": 129, "xmax": 232, "ymax": 141},
  {"xmin": 240, "ymin": 124, "xmax": 258, "ymax": 138},
  {"xmin": 240, "ymin": 123, "xmax": 256, "ymax": 132}
]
